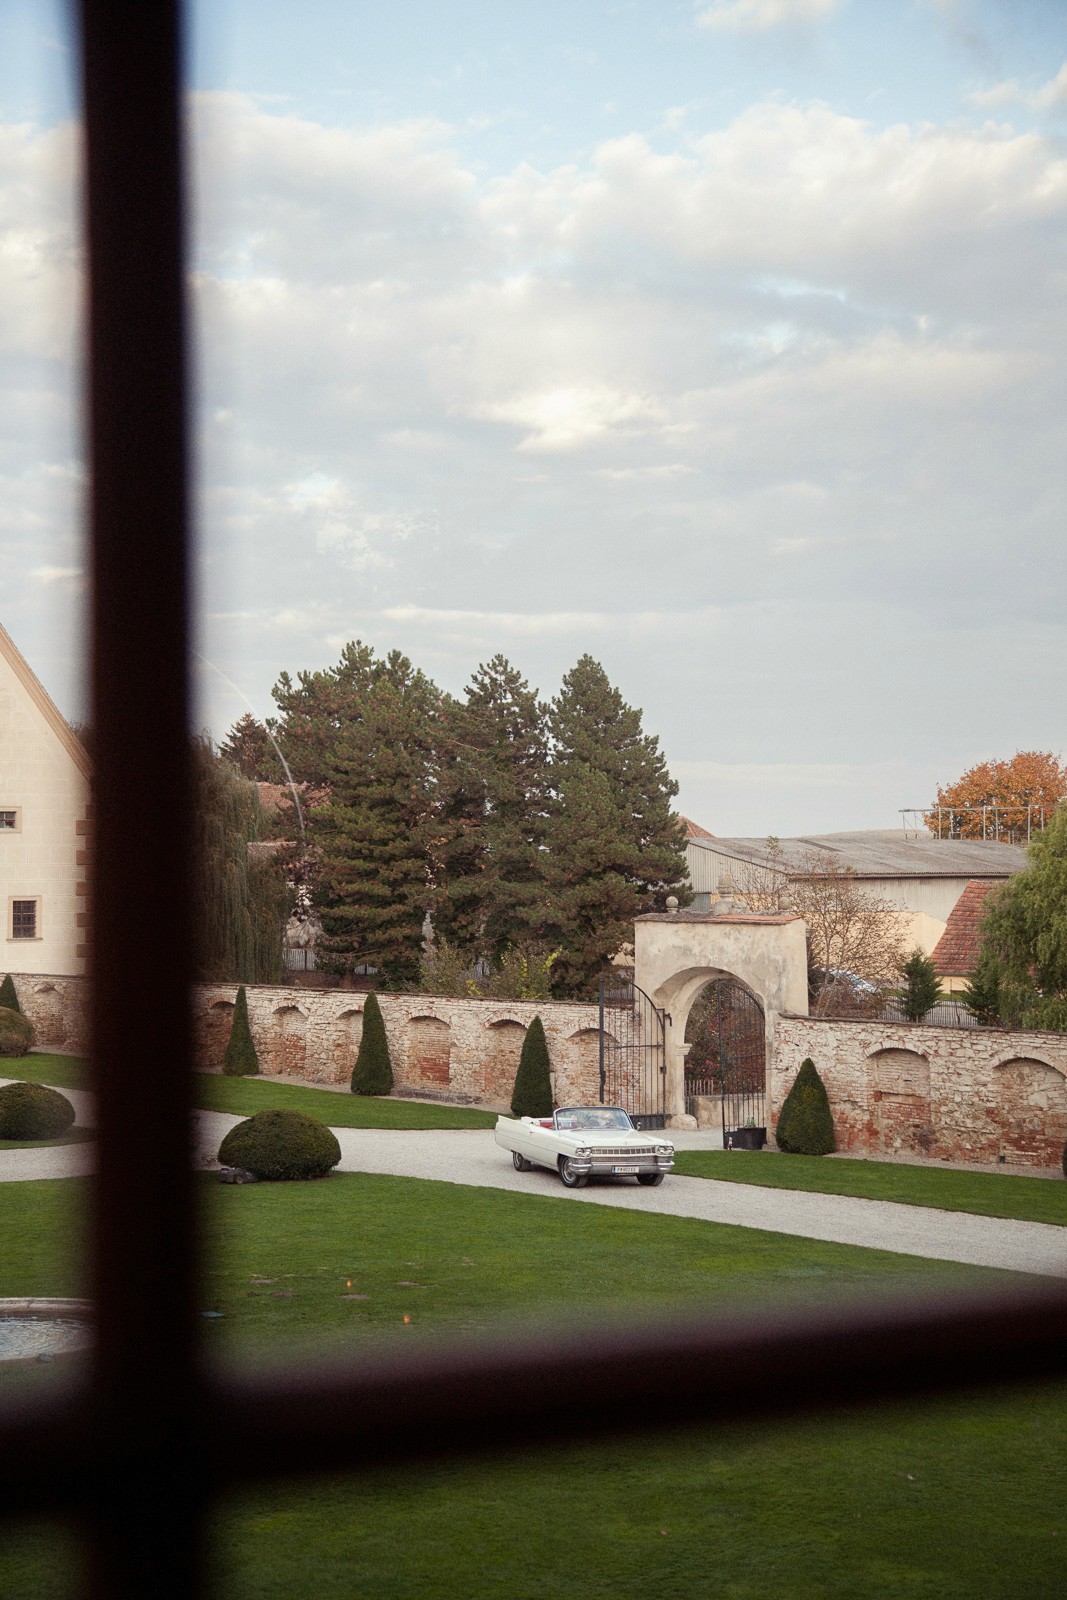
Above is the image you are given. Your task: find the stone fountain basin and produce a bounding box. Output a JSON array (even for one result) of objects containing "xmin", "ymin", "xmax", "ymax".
[{"xmin": 0, "ymin": 1297, "xmax": 93, "ymax": 1364}]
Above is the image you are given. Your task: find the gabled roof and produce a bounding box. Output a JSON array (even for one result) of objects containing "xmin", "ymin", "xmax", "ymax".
[
  {"xmin": 0, "ymin": 621, "xmax": 91, "ymax": 780},
  {"xmin": 931, "ymin": 880, "xmax": 999, "ymax": 977},
  {"xmin": 679, "ymin": 815, "xmax": 716, "ymax": 840},
  {"xmin": 685, "ymin": 828, "xmax": 1026, "ymax": 881}
]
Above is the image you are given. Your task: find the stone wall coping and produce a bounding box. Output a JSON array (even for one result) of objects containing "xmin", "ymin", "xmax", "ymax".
[
  {"xmin": 635, "ymin": 912, "xmax": 802, "ymax": 925},
  {"xmin": 779, "ymin": 1012, "xmax": 1067, "ymax": 1044}
]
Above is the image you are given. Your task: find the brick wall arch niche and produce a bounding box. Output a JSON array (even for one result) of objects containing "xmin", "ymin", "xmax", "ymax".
[
  {"xmin": 30, "ymin": 981, "xmax": 67, "ymax": 1048},
  {"xmin": 868, "ymin": 1048, "xmax": 932, "ymax": 1155},
  {"xmin": 483, "ymin": 1018, "xmax": 526, "ymax": 1107},
  {"xmin": 407, "ymin": 1015, "xmax": 452, "ymax": 1092},
  {"xmin": 331, "ymin": 1008, "xmax": 363, "ymax": 1086},
  {"xmin": 994, "ymin": 1057, "xmax": 1067, "ymax": 1168},
  {"xmin": 562, "ymin": 1027, "xmax": 606, "ymax": 1107},
  {"xmin": 271, "ymin": 1004, "xmax": 307, "ymax": 1077},
  {"xmin": 198, "ymin": 998, "xmax": 234, "ymax": 1071}
]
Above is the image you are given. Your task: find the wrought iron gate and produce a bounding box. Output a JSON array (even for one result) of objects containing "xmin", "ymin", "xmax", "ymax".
[
  {"xmin": 598, "ymin": 972, "xmax": 668, "ymax": 1129},
  {"xmin": 684, "ymin": 978, "xmax": 766, "ymax": 1141}
]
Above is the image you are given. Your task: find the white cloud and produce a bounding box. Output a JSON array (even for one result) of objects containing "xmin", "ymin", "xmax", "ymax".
[
  {"xmin": 695, "ymin": 0, "xmax": 842, "ymax": 34},
  {"xmin": 473, "ymin": 385, "xmax": 666, "ymax": 450},
  {"xmin": 967, "ymin": 61, "xmax": 1067, "ymax": 114}
]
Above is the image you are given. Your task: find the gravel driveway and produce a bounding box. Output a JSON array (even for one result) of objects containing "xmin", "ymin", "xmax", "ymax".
[{"xmin": 3, "ymin": 1099, "xmax": 1064, "ymax": 1280}]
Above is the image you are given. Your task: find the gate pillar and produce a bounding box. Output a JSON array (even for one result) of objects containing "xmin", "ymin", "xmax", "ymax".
[{"xmin": 633, "ymin": 909, "xmax": 809, "ymax": 1129}]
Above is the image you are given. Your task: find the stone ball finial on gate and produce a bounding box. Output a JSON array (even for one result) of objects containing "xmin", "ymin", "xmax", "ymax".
[{"xmin": 666, "ymin": 895, "xmax": 679, "ymax": 914}]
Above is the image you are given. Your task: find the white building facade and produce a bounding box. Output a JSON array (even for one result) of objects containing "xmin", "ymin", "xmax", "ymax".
[{"xmin": 0, "ymin": 623, "xmax": 91, "ymax": 977}]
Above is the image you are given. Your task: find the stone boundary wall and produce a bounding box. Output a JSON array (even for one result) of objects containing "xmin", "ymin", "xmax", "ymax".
[
  {"xmin": 773, "ymin": 1014, "xmax": 1067, "ymax": 1168},
  {"xmin": 7, "ymin": 973, "xmax": 603, "ymax": 1111}
]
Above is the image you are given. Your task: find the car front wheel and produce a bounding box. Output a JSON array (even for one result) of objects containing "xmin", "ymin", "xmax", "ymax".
[
  {"xmin": 637, "ymin": 1171, "xmax": 664, "ymax": 1186},
  {"xmin": 558, "ymin": 1156, "xmax": 588, "ymax": 1188},
  {"xmin": 512, "ymin": 1150, "xmax": 531, "ymax": 1172}
]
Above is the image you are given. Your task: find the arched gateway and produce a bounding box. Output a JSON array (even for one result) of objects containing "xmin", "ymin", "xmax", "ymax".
[{"xmin": 631, "ymin": 907, "xmax": 808, "ymax": 1129}]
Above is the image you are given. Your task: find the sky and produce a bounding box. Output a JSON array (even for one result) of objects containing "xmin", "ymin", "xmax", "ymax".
[{"xmin": 1, "ymin": 0, "xmax": 1066, "ymax": 835}]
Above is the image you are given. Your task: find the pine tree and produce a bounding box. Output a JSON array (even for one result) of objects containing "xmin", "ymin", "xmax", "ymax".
[
  {"xmin": 961, "ymin": 950, "xmax": 1001, "ymax": 1027},
  {"xmin": 776, "ymin": 1058, "xmax": 835, "ymax": 1155},
  {"xmin": 544, "ymin": 657, "xmax": 689, "ymax": 997},
  {"xmin": 218, "ymin": 714, "xmax": 284, "ymax": 782},
  {"xmin": 0, "ymin": 975, "xmax": 20, "ymax": 1014},
  {"xmin": 972, "ymin": 805, "xmax": 1067, "ymax": 1030},
  {"xmin": 433, "ymin": 657, "xmax": 550, "ymax": 960},
  {"xmin": 900, "ymin": 948, "xmax": 942, "ymax": 1022},
  {"xmin": 543, "ymin": 763, "xmax": 645, "ymax": 998},
  {"xmin": 222, "ymin": 985, "xmax": 260, "ymax": 1076},
  {"xmin": 351, "ymin": 992, "xmax": 393, "ymax": 1095},
  {"xmin": 511, "ymin": 1015, "xmax": 553, "ymax": 1117},
  {"xmin": 309, "ymin": 650, "xmax": 439, "ymax": 987}
]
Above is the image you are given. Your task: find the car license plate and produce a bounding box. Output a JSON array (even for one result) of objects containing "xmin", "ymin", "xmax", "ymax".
[{"xmin": 612, "ymin": 1165, "xmax": 640, "ymax": 1174}]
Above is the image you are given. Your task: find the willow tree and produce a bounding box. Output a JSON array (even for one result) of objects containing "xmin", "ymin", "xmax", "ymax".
[{"xmin": 194, "ymin": 740, "xmax": 290, "ymax": 983}]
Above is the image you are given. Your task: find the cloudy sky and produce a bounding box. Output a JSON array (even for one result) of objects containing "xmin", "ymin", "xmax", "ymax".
[{"xmin": 2, "ymin": 0, "xmax": 1066, "ymax": 834}]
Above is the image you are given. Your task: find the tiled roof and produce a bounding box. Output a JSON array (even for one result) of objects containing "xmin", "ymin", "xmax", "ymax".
[
  {"xmin": 931, "ymin": 880, "xmax": 999, "ymax": 977},
  {"xmin": 680, "ymin": 815, "xmax": 716, "ymax": 840}
]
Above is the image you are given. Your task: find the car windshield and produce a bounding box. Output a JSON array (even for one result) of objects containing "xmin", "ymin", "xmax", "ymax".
[{"xmin": 554, "ymin": 1107, "xmax": 634, "ymax": 1133}]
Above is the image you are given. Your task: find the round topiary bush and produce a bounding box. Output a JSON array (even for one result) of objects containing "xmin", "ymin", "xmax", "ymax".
[
  {"xmin": 0, "ymin": 1081, "xmax": 76, "ymax": 1140},
  {"xmin": 0, "ymin": 1007, "xmax": 35, "ymax": 1058},
  {"xmin": 217, "ymin": 1109, "xmax": 341, "ymax": 1181}
]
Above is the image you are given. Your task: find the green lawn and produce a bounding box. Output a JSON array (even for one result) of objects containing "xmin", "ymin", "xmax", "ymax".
[
  {"xmin": 194, "ymin": 1073, "xmax": 496, "ymax": 1129},
  {"xmin": 7, "ymin": 1054, "xmax": 496, "ymax": 1129},
  {"xmin": 0, "ymin": 1054, "xmax": 88, "ymax": 1091},
  {"xmin": 673, "ymin": 1149, "xmax": 1067, "ymax": 1227},
  {"xmin": 1, "ymin": 1168, "xmax": 1063, "ymax": 1598}
]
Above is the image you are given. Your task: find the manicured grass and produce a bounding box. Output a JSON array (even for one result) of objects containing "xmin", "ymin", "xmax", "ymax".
[
  {"xmin": 194, "ymin": 1074, "xmax": 497, "ymax": 1129},
  {"xmin": 0, "ymin": 1128, "xmax": 95, "ymax": 1152},
  {"xmin": 212, "ymin": 1380, "xmax": 1067, "ymax": 1600},
  {"xmin": 8, "ymin": 1055, "xmax": 497, "ymax": 1129},
  {"xmin": 673, "ymin": 1149, "xmax": 1067, "ymax": 1227},
  {"xmin": 0, "ymin": 1054, "xmax": 87, "ymax": 1091},
  {"xmin": 0, "ymin": 1171, "xmax": 1060, "ymax": 1598}
]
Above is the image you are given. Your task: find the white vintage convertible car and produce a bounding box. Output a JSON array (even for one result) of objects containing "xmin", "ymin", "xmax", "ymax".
[{"xmin": 494, "ymin": 1106, "xmax": 674, "ymax": 1188}]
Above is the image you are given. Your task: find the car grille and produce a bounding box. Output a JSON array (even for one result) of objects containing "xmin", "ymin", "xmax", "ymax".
[{"xmin": 590, "ymin": 1146, "xmax": 658, "ymax": 1159}]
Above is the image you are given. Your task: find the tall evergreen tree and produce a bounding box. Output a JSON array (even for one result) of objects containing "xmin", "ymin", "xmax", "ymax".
[
  {"xmin": 434, "ymin": 656, "xmax": 550, "ymax": 959},
  {"xmin": 218, "ymin": 713, "xmax": 284, "ymax": 782},
  {"xmin": 900, "ymin": 948, "xmax": 942, "ymax": 1021},
  {"xmin": 222, "ymin": 985, "xmax": 260, "ymax": 1076},
  {"xmin": 309, "ymin": 650, "xmax": 439, "ymax": 987},
  {"xmin": 0, "ymin": 975, "xmax": 20, "ymax": 1014},
  {"xmin": 545, "ymin": 656, "xmax": 689, "ymax": 996}
]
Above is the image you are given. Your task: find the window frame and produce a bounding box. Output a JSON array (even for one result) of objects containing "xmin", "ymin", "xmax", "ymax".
[
  {"xmin": 0, "ymin": 7, "xmax": 1063, "ymax": 1597},
  {"xmin": 0, "ymin": 807, "xmax": 21, "ymax": 832},
  {"xmin": 8, "ymin": 896, "xmax": 41, "ymax": 941}
]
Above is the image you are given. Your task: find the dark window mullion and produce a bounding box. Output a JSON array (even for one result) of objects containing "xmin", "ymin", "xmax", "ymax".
[{"xmin": 79, "ymin": 2, "xmax": 202, "ymax": 1595}]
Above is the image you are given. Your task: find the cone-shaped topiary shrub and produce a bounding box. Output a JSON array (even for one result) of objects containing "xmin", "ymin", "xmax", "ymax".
[
  {"xmin": 217, "ymin": 1109, "xmax": 341, "ymax": 1180},
  {"xmin": 351, "ymin": 992, "xmax": 392, "ymax": 1095},
  {"xmin": 0, "ymin": 1081, "xmax": 76, "ymax": 1140},
  {"xmin": 511, "ymin": 1015, "xmax": 553, "ymax": 1118},
  {"xmin": 0, "ymin": 1007, "xmax": 34, "ymax": 1058},
  {"xmin": 775, "ymin": 1057, "xmax": 836, "ymax": 1155},
  {"xmin": 222, "ymin": 985, "xmax": 260, "ymax": 1076},
  {"xmin": 0, "ymin": 974, "xmax": 21, "ymax": 1014}
]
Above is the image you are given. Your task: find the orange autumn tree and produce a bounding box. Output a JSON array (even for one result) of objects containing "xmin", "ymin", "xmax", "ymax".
[{"xmin": 927, "ymin": 751, "xmax": 1067, "ymax": 841}]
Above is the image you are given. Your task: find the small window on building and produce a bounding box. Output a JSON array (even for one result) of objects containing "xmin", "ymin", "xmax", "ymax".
[
  {"xmin": 11, "ymin": 899, "xmax": 39, "ymax": 939},
  {"xmin": 0, "ymin": 810, "xmax": 19, "ymax": 830}
]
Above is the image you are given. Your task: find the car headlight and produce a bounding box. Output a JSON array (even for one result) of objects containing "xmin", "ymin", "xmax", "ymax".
[
  {"xmin": 657, "ymin": 1144, "xmax": 674, "ymax": 1157},
  {"xmin": 575, "ymin": 1146, "xmax": 590, "ymax": 1158}
]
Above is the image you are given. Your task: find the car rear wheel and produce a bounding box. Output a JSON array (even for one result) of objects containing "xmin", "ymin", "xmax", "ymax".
[
  {"xmin": 558, "ymin": 1156, "xmax": 588, "ymax": 1188},
  {"xmin": 512, "ymin": 1150, "xmax": 531, "ymax": 1172},
  {"xmin": 637, "ymin": 1171, "xmax": 664, "ymax": 1186}
]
